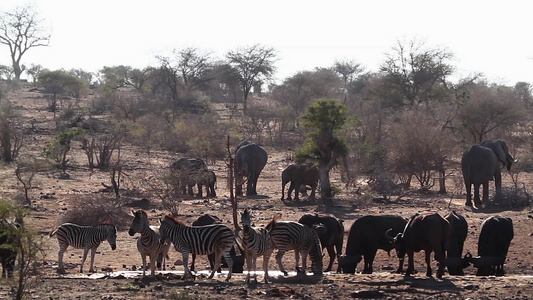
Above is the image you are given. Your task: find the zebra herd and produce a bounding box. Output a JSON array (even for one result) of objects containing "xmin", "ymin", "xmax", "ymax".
[{"xmin": 48, "ymin": 209, "xmax": 324, "ymax": 283}]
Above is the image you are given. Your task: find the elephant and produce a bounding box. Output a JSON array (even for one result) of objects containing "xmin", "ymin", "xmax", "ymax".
[
  {"xmin": 202, "ymin": 170, "xmax": 217, "ymax": 198},
  {"xmin": 170, "ymin": 158, "xmax": 209, "ymax": 197},
  {"xmin": 234, "ymin": 141, "xmax": 268, "ymax": 196},
  {"xmin": 461, "ymin": 139, "xmax": 516, "ymax": 207},
  {"xmin": 281, "ymin": 163, "xmax": 319, "ymax": 201}
]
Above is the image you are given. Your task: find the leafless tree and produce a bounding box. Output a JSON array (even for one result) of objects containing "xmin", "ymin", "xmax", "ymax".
[
  {"xmin": 0, "ymin": 5, "xmax": 50, "ymax": 80},
  {"xmin": 226, "ymin": 44, "xmax": 277, "ymax": 114}
]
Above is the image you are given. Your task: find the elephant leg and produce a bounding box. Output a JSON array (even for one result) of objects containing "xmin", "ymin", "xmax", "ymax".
[
  {"xmin": 293, "ymin": 182, "xmax": 301, "ymax": 201},
  {"xmin": 187, "ymin": 184, "xmax": 194, "ymax": 196},
  {"xmin": 281, "ymin": 182, "xmax": 287, "ymax": 200},
  {"xmin": 286, "ymin": 182, "xmax": 294, "ymax": 200},
  {"xmin": 309, "ymin": 184, "xmax": 317, "ymax": 200},
  {"xmin": 494, "ymin": 171, "xmax": 502, "ymax": 201},
  {"xmin": 196, "ymin": 182, "xmax": 203, "ymax": 197},
  {"xmin": 465, "ymin": 182, "xmax": 473, "ymax": 207},
  {"xmin": 482, "ymin": 182, "xmax": 489, "ymax": 205},
  {"xmin": 247, "ymin": 174, "xmax": 258, "ymax": 196},
  {"xmin": 473, "ymin": 183, "xmax": 482, "ymax": 207}
]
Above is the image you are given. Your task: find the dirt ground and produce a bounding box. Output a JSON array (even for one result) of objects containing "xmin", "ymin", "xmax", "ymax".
[{"xmin": 1, "ymin": 87, "xmax": 533, "ymax": 300}]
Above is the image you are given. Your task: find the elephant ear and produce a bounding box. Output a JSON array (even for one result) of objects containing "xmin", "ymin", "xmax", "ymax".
[{"xmin": 493, "ymin": 140, "xmax": 508, "ymax": 164}]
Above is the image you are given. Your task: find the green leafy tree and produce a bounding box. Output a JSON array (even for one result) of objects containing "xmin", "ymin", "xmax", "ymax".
[
  {"xmin": 296, "ymin": 99, "xmax": 349, "ymax": 199},
  {"xmin": 0, "ymin": 5, "xmax": 50, "ymax": 80},
  {"xmin": 38, "ymin": 70, "xmax": 88, "ymax": 116}
]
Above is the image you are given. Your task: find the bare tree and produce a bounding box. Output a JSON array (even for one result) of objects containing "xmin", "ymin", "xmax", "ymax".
[
  {"xmin": 0, "ymin": 5, "xmax": 50, "ymax": 80},
  {"xmin": 379, "ymin": 39, "xmax": 453, "ymax": 108},
  {"xmin": 226, "ymin": 44, "xmax": 277, "ymax": 114}
]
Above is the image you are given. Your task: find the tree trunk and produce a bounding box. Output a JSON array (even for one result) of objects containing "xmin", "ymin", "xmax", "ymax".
[
  {"xmin": 438, "ymin": 168, "xmax": 446, "ymax": 194},
  {"xmin": 318, "ymin": 164, "xmax": 332, "ymax": 199}
]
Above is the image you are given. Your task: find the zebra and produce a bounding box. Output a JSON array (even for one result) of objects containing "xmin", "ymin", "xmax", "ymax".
[
  {"xmin": 240, "ymin": 208, "xmax": 273, "ymax": 283},
  {"xmin": 128, "ymin": 210, "xmax": 171, "ymax": 277},
  {"xmin": 265, "ymin": 215, "xmax": 323, "ymax": 276},
  {"xmin": 49, "ymin": 223, "xmax": 117, "ymax": 274},
  {"xmin": 158, "ymin": 214, "xmax": 235, "ymax": 282}
]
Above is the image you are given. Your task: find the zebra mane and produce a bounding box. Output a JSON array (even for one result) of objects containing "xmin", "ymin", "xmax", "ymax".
[{"xmin": 162, "ymin": 214, "xmax": 186, "ymax": 226}]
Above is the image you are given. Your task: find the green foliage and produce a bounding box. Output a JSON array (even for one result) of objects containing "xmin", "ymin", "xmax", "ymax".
[
  {"xmin": 301, "ymin": 99, "xmax": 348, "ymax": 132},
  {"xmin": 42, "ymin": 127, "xmax": 83, "ymax": 164},
  {"xmin": 296, "ymin": 99, "xmax": 349, "ymax": 164}
]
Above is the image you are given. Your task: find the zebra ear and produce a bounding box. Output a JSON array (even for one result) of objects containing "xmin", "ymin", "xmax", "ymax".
[
  {"xmin": 159, "ymin": 218, "xmax": 163, "ymax": 225},
  {"xmin": 131, "ymin": 210, "xmax": 136, "ymax": 217}
]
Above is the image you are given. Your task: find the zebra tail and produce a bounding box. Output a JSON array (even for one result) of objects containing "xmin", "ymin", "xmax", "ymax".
[{"xmin": 265, "ymin": 213, "xmax": 282, "ymax": 232}]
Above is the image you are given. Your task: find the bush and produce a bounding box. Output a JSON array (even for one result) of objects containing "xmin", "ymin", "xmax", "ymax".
[{"xmin": 61, "ymin": 195, "xmax": 130, "ymax": 229}]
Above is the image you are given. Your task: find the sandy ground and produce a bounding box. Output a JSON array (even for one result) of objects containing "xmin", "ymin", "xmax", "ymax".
[{"xmin": 0, "ymin": 87, "xmax": 532, "ymax": 299}]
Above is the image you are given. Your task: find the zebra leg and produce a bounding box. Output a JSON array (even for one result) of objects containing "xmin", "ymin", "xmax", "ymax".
[
  {"xmin": 294, "ymin": 250, "xmax": 301, "ymax": 273},
  {"xmin": 181, "ymin": 251, "xmax": 194, "ymax": 280},
  {"xmin": 208, "ymin": 250, "xmax": 222, "ymax": 279},
  {"xmin": 223, "ymin": 251, "xmax": 233, "ymax": 282},
  {"xmin": 252, "ymin": 253, "xmax": 258, "ymax": 282},
  {"xmin": 275, "ymin": 250, "xmax": 288, "ymax": 276},
  {"xmin": 89, "ymin": 247, "xmax": 97, "ymax": 273},
  {"xmin": 245, "ymin": 251, "xmax": 253, "ymax": 283},
  {"xmin": 149, "ymin": 253, "xmax": 157, "ymax": 277},
  {"xmin": 263, "ymin": 249, "xmax": 273, "ymax": 283},
  {"xmin": 80, "ymin": 247, "xmax": 90, "ymax": 273},
  {"xmin": 58, "ymin": 245, "xmax": 67, "ymax": 274},
  {"xmin": 141, "ymin": 254, "xmax": 147, "ymax": 277},
  {"xmin": 300, "ymin": 250, "xmax": 309, "ymax": 276}
]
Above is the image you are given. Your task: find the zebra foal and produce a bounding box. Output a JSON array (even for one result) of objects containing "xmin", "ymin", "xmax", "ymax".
[
  {"xmin": 265, "ymin": 216, "xmax": 323, "ymax": 276},
  {"xmin": 158, "ymin": 215, "xmax": 235, "ymax": 282},
  {"xmin": 240, "ymin": 208, "xmax": 272, "ymax": 283},
  {"xmin": 49, "ymin": 223, "xmax": 117, "ymax": 274},
  {"xmin": 128, "ymin": 210, "xmax": 170, "ymax": 277}
]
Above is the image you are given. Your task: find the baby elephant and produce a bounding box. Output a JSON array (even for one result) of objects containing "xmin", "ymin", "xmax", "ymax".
[{"xmin": 281, "ymin": 163, "xmax": 319, "ymax": 201}]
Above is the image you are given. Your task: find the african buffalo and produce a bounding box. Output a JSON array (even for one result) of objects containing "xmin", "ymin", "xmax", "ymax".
[
  {"xmin": 339, "ymin": 215, "xmax": 407, "ymax": 274},
  {"xmin": 390, "ymin": 212, "xmax": 451, "ymax": 278},
  {"xmin": 467, "ymin": 216, "xmax": 513, "ymax": 276},
  {"xmin": 298, "ymin": 214, "xmax": 344, "ymax": 272},
  {"xmin": 190, "ymin": 214, "xmax": 244, "ymax": 273},
  {"xmin": 444, "ymin": 211, "xmax": 468, "ymax": 275}
]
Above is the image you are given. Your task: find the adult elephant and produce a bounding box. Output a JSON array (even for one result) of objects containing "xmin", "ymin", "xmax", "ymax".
[
  {"xmin": 461, "ymin": 139, "xmax": 516, "ymax": 207},
  {"xmin": 234, "ymin": 141, "xmax": 268, "ymax": 196}
]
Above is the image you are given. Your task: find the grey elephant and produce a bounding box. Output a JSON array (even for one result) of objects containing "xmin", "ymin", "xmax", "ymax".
[
  {"xmin": 234, "ymin": 141, "xmax": 268, "ymax": 196},
  {"xmin": 461, "ymin": 139, "xmax": 516, "ymax": 207},
  {"xmin": 171, "ymin": 158, "xmax": 209, "ymax": 197},
  {"xmin": 202, "ymin": 170, "xmax": 217, "ymax": 198},
  {"xmin": 281, "ymin": 163, "xmax": 319, "ymax": 201}
]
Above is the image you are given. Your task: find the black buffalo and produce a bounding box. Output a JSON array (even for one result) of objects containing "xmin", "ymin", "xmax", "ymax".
[
  {"xmin": 340, "ymin": 215, "xmax": 407, "ymax": 274},
  {"xmin": 466, "ymin": 216, "xmax": 513, "ymax": 276},
  {"xmin": 444, "ymin": 211, "xmax": 468, "ymax": 275},
  {"xmin": 0, "ymin": 220, "xmax": 21, "ymax": 278},
  {"xmin": 298, "ymin": 214, "xmax": 344, "ymax": 272},
  {"xmin": 190, "ymin": 214, "xmax": 244, "ymax": 273},
  {"xmin": 391, "ymin": 212, "xmax": 451, "ymax": 278}
]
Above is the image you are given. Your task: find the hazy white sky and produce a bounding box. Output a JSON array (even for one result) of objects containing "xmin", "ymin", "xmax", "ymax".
[{"xmin": 1, "ymin": 0, "xmax": 532, "ymax": 85}]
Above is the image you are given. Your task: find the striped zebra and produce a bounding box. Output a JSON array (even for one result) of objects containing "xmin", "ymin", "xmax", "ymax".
[
  {"xmin": 158, "ymin": 215, "xmax": 235, "ymax": 282},
  {"xmin": 265, "ymin": 215, "xmax": 323, "ymax": 276},
  {"xmin": 128, "ymin": 210, "xmax": 171, "ymax": 277},
  {"xmin": 240, "ymin": 208, "xmax": 272, "ymax": 283},
  {"xmin": 49, "ymin": 223, "xmax": 117, "ymax": 274}
]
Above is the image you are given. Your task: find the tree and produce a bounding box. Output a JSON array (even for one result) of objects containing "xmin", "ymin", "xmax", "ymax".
[
  {"xmin": 0, "ymin": 99, "xmax": 24, "ymax": 162},
  {"xmin": 226, "ymin": 44, "xmax": 277, "ymax": 113},
  {"xmin": 458, "ymin": 82, "xmax": 525, "ymax": 143},
  {"xmin": 37, "ymin": 70, "xmax": 88, "ymax": 116},
  {"xmin": 296, "ymin": 99, "xmax": 349, "ymax": 199},
  {"xmin": 0, "ymin": 5, "xmax": 50, "ymax": 80},
  {"xmin": 379, "ymin": 39, "xmax": 453, "ymax": 108},
  {"xmin": 173, "ymin": 47, "xmax": 213, "ymax": 95}
]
